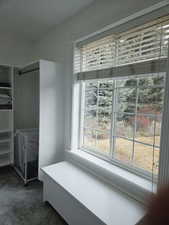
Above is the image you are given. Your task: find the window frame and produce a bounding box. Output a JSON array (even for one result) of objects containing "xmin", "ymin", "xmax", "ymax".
[
  {"xmin": 71, "ymin": 3, "xmax": 169, "ymax": 188},
  {"xmin": 78, "ymin": 76, "xmax": 164, "ymax": 182}
]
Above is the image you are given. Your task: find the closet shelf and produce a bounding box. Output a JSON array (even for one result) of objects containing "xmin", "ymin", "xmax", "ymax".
[
  {"xmin": 0, "ymin": 109, "xmax": 12, "ymax": 111},
  {"xmin": 0, "ymin": 149, "xmax": 10, "ymax": 155},
  {"xmin": 0, "ymin": 138, "xmax": 11, "ymax": 143},
  {"xmin": 0, "ymin": 66, "xmax": 13, "ymax": 168},
  {"xmin": 0, "ymin": 160, "xmax": 10, "ymax": 167},
  {"xmin": 0, "ymin": 87, "xmax": 11, "ymax": 90},
  {"xmin": 0, "ymin": 129, "xmax": 12, "ymax": 133}
]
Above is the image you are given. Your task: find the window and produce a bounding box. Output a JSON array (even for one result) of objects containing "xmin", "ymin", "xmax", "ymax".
[
  {"xmin": 74, "ymin": 15, "xmax": 169, "ymax": 179},
  {"xmin": 80, "ymin": 74, "xmax": 165, "ymax": 176}
]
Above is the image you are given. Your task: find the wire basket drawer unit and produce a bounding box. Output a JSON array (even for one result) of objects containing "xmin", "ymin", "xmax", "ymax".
[{"xmin": 14, "ymin": 128, "xmax": 39, "ymax": 184}]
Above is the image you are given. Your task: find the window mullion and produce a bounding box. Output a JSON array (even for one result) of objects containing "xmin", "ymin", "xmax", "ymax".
[
  {"xmin": 79, "ymin": 81, "xmax": 85, "ymax": 148},
  {"xmin": 152, "ymin": 116, "xmax": 157, "ymax": 190},
  {"xmin": 131, "ymin": 81, "xmax": 139, "ymax": 162},
  {"xmin": 95, "ymin": 81, "xmax": 100, "ymax": 148},
  {"xmin": 110, "ymin": 38, "xmax": 119, "ymax": 158},
  {"xmin": 110, "ymin": 81, "xmax": 117, "ymax": 159}
]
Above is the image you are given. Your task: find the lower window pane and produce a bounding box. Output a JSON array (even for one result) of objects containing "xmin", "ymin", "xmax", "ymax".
[
  {"xmin": 84, "ymin": 109, "xmax": 97, "ymax": 128},
  {"xmin": 83, "ymin": 129, "xmax": 95, "ymax": 148},
  {"xmin": 116, "ymin": 87, "xmax": 136, "ymax": 114},
  {"xmin": 135, "ymin": 115, "xmax": 155, "ymax": 145},
  {"xmin": 135, "ymin": 115, "xmax": 162, "ymax": 147},
  {"xmin": 133, "ymin": 143, "xmax": 159, "ymax": 174},
  {"xmin": 115, "ymin": 113, "xmax": 134, "ymax": 139},
  {"xmin": 95, "ymin": 131, "xmax": 110, "ymax": 155},
  {"xmin": 98, "ymin": 107, "xmax": 112, "ymax": 131},
  {"xmin": 83, "ymin": 129, "xmax": 110, "ymax": 155},
  {"xmin": 155, "ymin": 119, "xmax": 161, "ymax": 147},
  {"xmin": 114, "ymin": 137, "xmax": 133, "ymax": 163}
]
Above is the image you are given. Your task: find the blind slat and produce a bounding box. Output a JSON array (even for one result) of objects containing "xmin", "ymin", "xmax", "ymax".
[{"xmin": 74, "ymin": 16, "xmax": 169, "ymax": 76}]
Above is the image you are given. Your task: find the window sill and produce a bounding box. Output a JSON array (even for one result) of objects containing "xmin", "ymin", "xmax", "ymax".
[{"xmin": 65, "ymin": 149, "xmax": 155, "ymax": 204}]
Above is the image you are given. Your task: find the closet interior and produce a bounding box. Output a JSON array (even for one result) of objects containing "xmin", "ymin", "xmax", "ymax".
[
  {"xmin": 0, "ymin": 60, "xmax": 60, "ymax": 185},
  {"xmin": 14, "ymin": 62, "xmax": 39, "ymax": 184},
  {"xmin": 0, "ymin": 65, "xmax": 13, "ymax": 167}
]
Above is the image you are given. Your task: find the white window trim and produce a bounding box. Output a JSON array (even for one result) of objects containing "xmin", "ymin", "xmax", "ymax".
[{"xmin": 70, "ymin": 1, "xmax": 169, "ymax": 201}]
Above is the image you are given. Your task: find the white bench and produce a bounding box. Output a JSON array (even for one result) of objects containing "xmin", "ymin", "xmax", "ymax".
[{"xmin": 41, "ymin": 161, "xmax": 144, "ymax": 225}]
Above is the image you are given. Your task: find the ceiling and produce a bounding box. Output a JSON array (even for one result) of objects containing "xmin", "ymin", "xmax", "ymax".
[{"xmin": 0, "ymin": 0, "xmax": 95, "ymax": 41}]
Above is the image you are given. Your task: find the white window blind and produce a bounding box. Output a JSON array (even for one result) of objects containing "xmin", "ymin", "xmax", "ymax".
[{"xmin": 75, "ymin": 15, "xmax": 169, "ymax": 80}]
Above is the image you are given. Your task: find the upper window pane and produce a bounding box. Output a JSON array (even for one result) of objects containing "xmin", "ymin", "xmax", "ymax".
[
  {"xmin": 85, "ymin": 90, "xmax": 97, "ymax": 108},
  {"xmin": 116, "ymin": 87, "xmax": 136, "ymax": 114},
  {"xmin": 138, "ymin": 74, "xmax": 165, "ymax": 87},
  {"xmin": 137, "ymin": 86, "xmax": 164, "ymax": 115},
  {"xmin": 116, "ymin": 78, "xmax": 137, "ymax": 88}
]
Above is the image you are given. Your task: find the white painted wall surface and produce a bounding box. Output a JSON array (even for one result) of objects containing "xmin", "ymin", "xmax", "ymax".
[
  {"xmin": 39, "ymin": 60, "xmax": 64, "ymax": 179},
  {"xmin": 32, "ymin": 0, "xmax": 164, "ymax": 150},
  {"xmin": 0, "ymin": 33, "xmax": 33, "ymax": 66}
]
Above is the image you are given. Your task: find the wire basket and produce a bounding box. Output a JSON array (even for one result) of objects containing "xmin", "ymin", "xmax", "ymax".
[{"xmin": 14, "ymin": 128, "xmax": 39, "ymax": 185}]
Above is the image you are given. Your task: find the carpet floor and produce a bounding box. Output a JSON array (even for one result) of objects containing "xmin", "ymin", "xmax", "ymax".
[{"xmin": 0, "ymin": 166, "xmax": 67, "ymax": 225}]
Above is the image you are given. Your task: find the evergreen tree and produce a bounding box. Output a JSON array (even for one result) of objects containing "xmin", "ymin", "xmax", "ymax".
[
  {"xmin": 122, "ymin": 76, "xmax": 164, "ymax": 130},
  {"xmin": 85, "ymin": 75, "xmax": 164, "ymax": 134}
]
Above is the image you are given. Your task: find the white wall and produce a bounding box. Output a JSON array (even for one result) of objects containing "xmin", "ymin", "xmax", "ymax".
[
  {"xmin": 32, "ymin": 0, "xmax": 164, "ymax": 150},
  {"xmin": 0, "ymin": 33, "xmax": 33, "ymax": 66},
  {"xmin": 39, "ymin": 60, "xmax": 64, "ymax": 176}
]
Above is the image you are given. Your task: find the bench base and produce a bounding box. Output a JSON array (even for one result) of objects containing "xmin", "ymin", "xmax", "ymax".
[
  {"xmin": 43, "ymin": 172, "xmax": 105, "ymax": 225},
  {"xmin": 41, "ymin": 162, "xmax": 144, "ymax": 225}
]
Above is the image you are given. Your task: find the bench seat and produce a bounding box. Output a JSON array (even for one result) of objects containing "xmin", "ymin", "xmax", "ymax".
[{"xmin": 41, "ymin": 161, "xmax": 144, "ymax": 225}]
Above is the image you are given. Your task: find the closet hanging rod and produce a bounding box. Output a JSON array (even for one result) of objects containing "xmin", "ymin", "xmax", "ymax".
[{"xmin": 18, "ymin": 67, "xmax": 39, "ymax": 76}]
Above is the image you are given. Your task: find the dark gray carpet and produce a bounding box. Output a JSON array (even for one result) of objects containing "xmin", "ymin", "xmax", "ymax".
[{"xmin": 0, "ymin": 166, "xmax": 67, "ymax": 225}]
